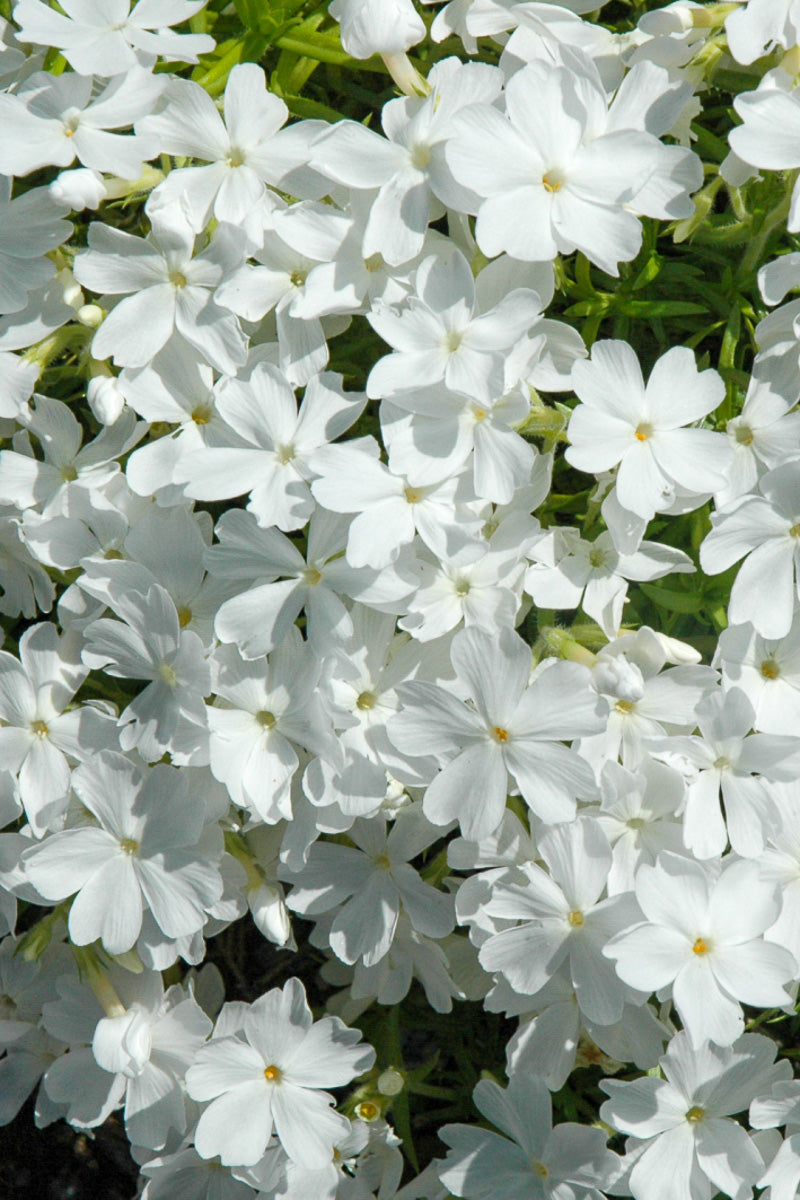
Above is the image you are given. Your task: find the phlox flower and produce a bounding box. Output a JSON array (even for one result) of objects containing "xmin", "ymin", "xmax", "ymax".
[
  {"xmin": 310, "ymin": 58, "xmax": 502, "ymax": 265},
  {"xmin": 0, "ymin": 395, "xmax": 140, "ymax": 517},
  {"xmin": 207, "ymin": 631, "xmax": 334, "ymax": 824},
  {"xmin": 397, "ymin": 542, "xmax": 524, "ymax": 643},
  {"xmin": 388, "ymin": 626, "xmax": 602, "ymax": 839},
  {"xmin": 282, "ymin": 805, "xmax": 454, "ymax": 967},
  {"xmin": 478, "ymin": 817, "xmax": 643, "ymax": 1025},
  {"xmin": 42, "ymin": 967, "xmax": 212, "ymax": 1151},
  {"xmin": 603, "ymin": 852, "xmax": 797, "ymax": 1047},
  {"xmin": 74, "ymin": 200, "xmax": 247, "ymax": 373},
  {"xmin": 81, "ymin": 580, "xmax": 210, "ymax": 762},
  {"xmin": 366, "ymin": 249, "xmax": 544, "ymax": 405},
  {"xmin": 439, "ymin": 1070, "xmax": 620, "ymax": 1200},
  {"xmin": 716, "ymin": 617, "xmax": 800, "ymax": 736},
  {"xmin": 601, "ymin": 1031, "xmax": 790, "ymax": 1200},
  {"xmin": 445, "ymin": 56, "xmax": 701, "ymax": 274},
  {"xmin": 13, "ymin": 0, "xmax": 214, "ymax": 75},
  {"xmin": 592, "ymin": 757, "xmax": 686, "ymax": 894},
  {"xmin": 0, "ymin": 68, "xmax": 163, "ymax": 179},
  {"xmin": 700, "ymin": 462, "xmax": 800, "ymax": 641},
  {"xmin": 646, "ymin": 686, "xmax": 800, "ymax": 859},
  {"xmin": 174, "ymin": 363, "xmax": 366, "ymax": 532},
  {"xmin": 0, "ymin": 178, "xmax": 71, "ymax": 317},
  {"xmin": 185, "ymin": 976, "xmax": 375, "ymax": 1168},
  {"xmin": 138, "ymin": 64, "xmax": 308, "ymax": 238},
  {"xmin": 23, "ymin": 752, "xmax": 223, "ymax": 955},
  {"xmin": 0, "ymin": 622, "xmax": 115, "ymax": 835},
  {"xmin": 526, "ymin": 527, "xmax": 694, "ymax": 639},
  {"xmin": 566, "ymin": 340, "xmax": 730, "ymax": 523}
]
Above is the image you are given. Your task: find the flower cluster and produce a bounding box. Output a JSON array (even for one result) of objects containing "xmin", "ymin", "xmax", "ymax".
[{"xmin": 0, "ymin": 1, "xmax": 799, "ymax": 1198}]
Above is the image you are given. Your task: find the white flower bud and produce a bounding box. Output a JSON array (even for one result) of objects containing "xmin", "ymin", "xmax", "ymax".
[
  {"xmin": 49, "ymin": 167, "xmax": 107, "ymax": 211},
  {"xmin": 87, "ymin": 373, "xmax": 125, "ymax": 425}
]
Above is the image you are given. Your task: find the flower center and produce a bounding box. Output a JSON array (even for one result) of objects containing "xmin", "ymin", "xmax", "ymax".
[
  {"xmin": 264, "ymin": 1064, "xmax": 282, "ymax": 1083},
  {"xmin": 692, "ymin": 937, "xmax": 710, "ymax": 955},
  {"xmin": 542, "ymin": 170, "xmax": 563, "ymax": 193},
  {"xmin": 256, "ymin": 710, "xmax": 276, "ymax": 730},
  {"xmin": 119, "ymin": 837, "xmax": 139, "ymax": 856},
  {"xmin": 454, "ymin": 578, "xmax": 471, "ymax": 597},
  {"xmin": 375, "ymin": 853, "xmax": 392, "ymax": 870},
  {"xmin": 444, "ymin": 329, "xmax": 462, "ymax": 353},
  {"xmin": 615, "ymin": 699, "xmax": 635, "ymax": 714},
  {"xmin": 410, "ymin": 143, "xmax": 431, "ymax": 170},
  {"xmin": 289, "ymin": 270, "xmax": 306, "ymax": 288},
  {"xmin": 226, "ymin": 146, "xmax": 245, "ymax": 167},
  {"xmin": 761, "ymin": 658, "xmax": 780, "ymax": 679},
  {"xmin": 588, "ymin": 548, "xmax": 607, "ymax": 567},
  {"xmin": 356, "ymin": 691, "xmax": 377, "ymax": 711},
  {"xmin": 356, "ymin": 1101, "xmax": 379, "ymax": 1120},
  {"xmin": 157, "ymin": 661, "xmax": 178, "ymax": 687},
  {"xmin": 61, "ymin": 464, "xmax": 78, "ymax": 482},
  {"xmin": 30, "ymin": 719, "xmax": 49, "ymax": 739},
  {"xmin": 169, "ymin": 270, "xmax": 187, "ymax": 289},
  {"xmin": 0, "ymin": 993, "xmax": 17, "ymax": 1019},
  {"xmin": 634, "ymin": 422, "xmax": 653, "ymax": 442},
  {"xmin": 567, "ymin": 909, "xmax": 585, "ymax": 927},
  {"xmin": 791, "ymin": 522, "xmax": 800, "ymax": 538},
  {"xmin": 276, "ymin": 444, "xmax": 295, "ymax": 465},
  {"xmin": 685, "ymin": 1105, "xmax": 705, "ymax": 1123},
  {"xmin": 532, "ymin": 1160, "xmax": 549, "ymax": 1177},
  {"xmin": 491, "ymin": 726, "xmax": 510, "ymax": 743},
  {"xmin": 177, "ymin": 606, "xmax": 192, "ymax": 628},
  {"xmin": 404, "ymin": 486, "xmax": 421, "ymax": 504},
  {"xmin": 302, "ymin": 566, "xmax": 322, "ymax": 586},
  {"xmin": 734, "ymin": 423, "xmax": 754, "ymax": 446},
  {"xmin": 364, "ymin": 252, "xmax": 384, "ymax": 273},
  {"xmin": 191, "ymin": 403, "xmax": 212, "ymax": 425}
]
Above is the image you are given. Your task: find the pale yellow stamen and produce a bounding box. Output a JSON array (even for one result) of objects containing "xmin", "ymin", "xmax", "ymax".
[
  {"xmin": 686, "ymin": 1105, "xmax": 705, "ymax": 1123},
  {"xmin": 692, "ymin": 937, "xmax": 709, "ymax": 955},
  {"xmin": 492, "ymin": 726, "xmax": 510, "ymax": 743},
  {"xmin": 567, "ymin": 910, "xmax": 585, "ymax": 927},
  {"xmin": 264, "ymin": 1064, "xmax": 282, "ymax": 1082},
  {"xmin": 30, "ymin": 719, "xmax": 49, "ymax": 738},
  {"xmin": 119, "ymin": 837, "xmax": 139, "ymax": 856},
  {"xmin": 761, "ymin": 659, "xmax": 780, "ymax": 680},
  {"xmin": 356, "ymin": 691, "xmax": 377, "ymax": 711},
  {"xmin": 634, "ymin": 423, "xmax": 653, "ymax": 442}
]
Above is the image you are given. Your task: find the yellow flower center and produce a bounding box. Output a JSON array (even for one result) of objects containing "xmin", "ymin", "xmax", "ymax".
[
  {"xmin": 568, "ymin": 909, "xmax": 585, "ymax": 927},
  {"xmin": 761, "ymin": 659, "xmax": 780, "ymax": 680},
  {"xmin": 542, "ymin": 171, "xmax": 563, "ymax": 193},
  {"xmin": 30, "ymin": 719, "xmax": 49, "ymax": 738},
  {"xmin": 177, "ymin": 606, "xmax": 192, "ymax": 628},
  {"xmin": 686, "ymin": 1105, "xmax": 705, "ymax": 1123},
  {"xmin": 692, "ymin": 937, "xmax": 710, "ymax": 955},
  {"xmin": 491, "ymin": 726, "xmax": 510, "ymax": 743},
  {"xmin": 119, "ymin": 837, "xmax": 139, "ymax": 856},
  {"xmin": 302, "ymin": 566, "xmax": 322, "ymax": 587},
  {"xmin": 356, "ymin": 691, "xmax": 377, "ymax": 711},
  {"xmin": 634, "ymin": 423, "xmax": 653, "ymax": 442},
  {"xmin": 169, "ymin": 270, "xmax": 187, "ymax": 289},
  {"xmin": 256, "ymin": 710, "xmax": 276, "ymax": 730},
  {"xmin": 356, "ymin": 1101, "xmax": 379, "ymax": 1120},
  {"xmin": 264, "ymin": 1064, "xmax": 282, "ymax": 1083},
  {"xmin": 615, "ymin": 699, "xmax": 635, "ymax": 714},
  {"xmin": 191, "ymin": 403, "xmax": 212, "ymax": 425}
]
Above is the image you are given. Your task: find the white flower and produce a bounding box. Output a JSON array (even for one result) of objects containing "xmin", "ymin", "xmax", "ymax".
[
  {"xmin": 604, "ymin": 852, "xmax": 796, "ymax": 1047},
  {"xmin": 600, "ymin": 1031, "xmax": 790, "ymax": 1200},
  {"xmin": 0, "ymin": 622, "xmax": 115, "ymax": 835},
  {"xmin": 566, "ymin": 340, "xmax": 730, "ymax": 523},
  {"xmin": 23, "ymin": 752, "xmax": 224, "ymax": 955},
  {"xmin": 700, "ymin": 462, "xmax": 800, "ymax": 640},
  {"xmin": 445, "ymin": 57, "xmax": 701, "ymax": 273},
  {"xmin": 0, "ymin": 178, "xmax": 71, "ymax": 316},
  {"xmin": 185, "ymin": 977, "xmax": 375, "ymax": 1168},
  {"xmin": 478, "ymin": 817, "xmax": 642, "ymax": 1024},
  {"xmin": 74, "ymin": 201, "xmax": 247, "ymax": 373},
  {"xmin": 388, "ymin": 626, "xmax": 602, "ymax": 839},
  {"xmin": 138, "ymin": 64, "xmax": 299, "ymax": 237},
  {"xmin": 440, "ymin": 1070, "xmax": 620, "ymax": 1200},
  {"xmin": 0, "ymin": 68, "xmax": 162, "ymax": 179},
  {"xmin": 13, "ymin": 0, "xmax": 214, "ymax": 75}
]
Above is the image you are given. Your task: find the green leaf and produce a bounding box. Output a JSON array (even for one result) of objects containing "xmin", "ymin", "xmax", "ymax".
[
  {"xmin": 615, "ymin": 299, "xmax": 708, "ymax": 317},
  {"xmin": 638, "ymin": 583, "xmax": 705, "ymax": 613}
]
